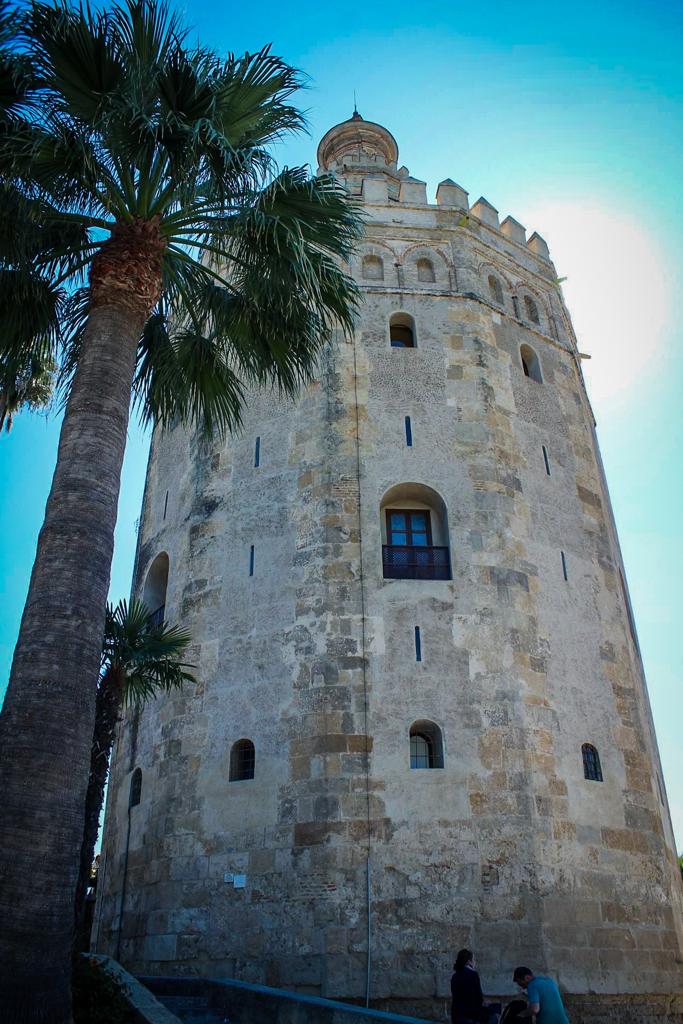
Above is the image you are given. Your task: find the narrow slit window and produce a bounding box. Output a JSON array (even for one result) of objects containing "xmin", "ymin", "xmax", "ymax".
[
  {"xmin": 512, "ymin": 296, "xmax": 520, "ymax": 318},
  {"xmin": 561, "ymin": 550, "xmax": 568, "ymax": 581},
  {"xmin": 249, "ymin": 545, "xmax": 255, "ymax": 577},
  {"xmin": 542, "ymin": 445, "xmax": 551, "ymax": 476},
  {"xmin": 163, "ymin": 490, "xmax": 169, "ymax": 520},
  {"xmin": 414, "ymin": 626, "xmax": 422, "ymax": 662},
  {"xmin": 254, "ymin": 436, "xmax": 260, "ymax": 468},
  {"xmin": 405, "ymin": 416, "xmax": 413, "ymax": 447},
  {"xmin": 129, "ymin": 767, "xmax": 142, "ymax": 808}
]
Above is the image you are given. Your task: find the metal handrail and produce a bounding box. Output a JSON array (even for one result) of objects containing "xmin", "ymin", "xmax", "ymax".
[{"xmin": 382, "ymin": 544, "xmax": 451, "ymax": 581}]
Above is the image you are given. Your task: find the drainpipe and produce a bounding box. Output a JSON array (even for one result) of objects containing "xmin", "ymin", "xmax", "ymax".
[{"xmin": 351, "ymin": 330, "xmax": 373, "ymax": 1007}]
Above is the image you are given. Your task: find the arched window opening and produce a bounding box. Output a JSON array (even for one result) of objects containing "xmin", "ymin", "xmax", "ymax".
[
  {"xmin": 524, "ymin": 295, "xmax": 540, "ymax": 324},
  {"xmin": 143, "ymin": 552, "xmax": 169, "ymax": 629},
  {"xmin": 409, "ymin": 721, "xmax": 444, "ymax": 769},
  {"xmin": 417, "ymin": 258, "xmax": 435, "ymax": 283},
  {"xmin": 380, "ymin": 483, "xmax": 451, "ymax": 581},
  {"xmin": 229, "ymin": 739, "xmax": 255, "ymax": 782},
  {"xmin": 582, "ymin": 743, "xmax": 603, "ymax": 782},
  {"xmin": 488, "ymin": 275, "xmax": 503, "ymax": 305},
  {"xmin": 390, "ymin": 312, "xmax": 416, "ymax": 349},
  {"xmin": 362, "ymin": 254, "xmax": 384, "ymax": 281},
  {"xmin": 129, "ymin": 767, "xmax": 142, "ymax": 808},
  {"xmin": 520, "ymin": 344, "xmax": 543, "ymax": 383}
]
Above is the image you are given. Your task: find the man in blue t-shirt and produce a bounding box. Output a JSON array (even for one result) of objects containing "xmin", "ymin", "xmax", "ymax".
[{"xmin": 512, "ymin": 967, "xmax": 570, "ymax": 1024}]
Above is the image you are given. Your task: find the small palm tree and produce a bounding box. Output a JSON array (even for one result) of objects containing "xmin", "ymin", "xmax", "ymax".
[
  {"xmin": 0, "ymin": 1, "xmax": 362, "ymax": 1018},
  {"xmin": 74, "ymin": 600, "xmax": 194, "ymax": 953}
]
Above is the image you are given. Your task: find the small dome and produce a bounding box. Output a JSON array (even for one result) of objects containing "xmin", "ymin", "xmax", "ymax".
[{"xmin": 317, "ymin": 112, "xmax": 399, "ymax": 172}]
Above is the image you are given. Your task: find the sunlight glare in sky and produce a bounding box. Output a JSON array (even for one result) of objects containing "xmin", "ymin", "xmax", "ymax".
[{"xmin": 523, "ymin": 199, "xmax": 670, "ymax": 408}]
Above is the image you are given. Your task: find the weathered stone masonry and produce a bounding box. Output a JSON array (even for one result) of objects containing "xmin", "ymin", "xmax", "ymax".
[{"xmin": 95, "ymin": 113, "xmax": 683, "ymax": 1019}]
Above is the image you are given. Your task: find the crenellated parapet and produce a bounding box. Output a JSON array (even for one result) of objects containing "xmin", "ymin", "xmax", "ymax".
[{"xmin": 318, "ymin": 112, "xmax": 555, "ymax": 276}]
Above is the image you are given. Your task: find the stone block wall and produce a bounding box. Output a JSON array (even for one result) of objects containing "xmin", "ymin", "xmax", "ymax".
[{"xmin": 95, "ymin": 114, "xmax": 683, "ymax": 1014}]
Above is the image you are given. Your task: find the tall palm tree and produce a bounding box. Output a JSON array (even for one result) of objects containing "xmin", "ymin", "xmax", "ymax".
[
  {"xmin": 74, "ymin": 599, "xmax": 194, "ymax": 953},
  {"xmin": 0, "ymin": 1, "xmax": 362, "ymax": 1019}
]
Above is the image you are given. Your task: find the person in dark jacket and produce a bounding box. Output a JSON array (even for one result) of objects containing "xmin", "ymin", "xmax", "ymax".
[{"xmin": 451, "ymin": 949, "xmax": 499, "ymax": 1024}]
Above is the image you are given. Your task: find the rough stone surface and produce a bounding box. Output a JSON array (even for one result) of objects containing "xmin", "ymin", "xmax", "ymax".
[{"xmin": 95, "ymin": 113, "xmax": 683, "ymax": 1015}]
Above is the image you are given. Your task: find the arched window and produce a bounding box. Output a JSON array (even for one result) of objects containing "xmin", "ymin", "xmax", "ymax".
[
  {"xmin": 582, "ymin": 744, "xmax": 603, "ymax": 782},
  {"xmin": 390, "ymin": 312, "xmax": 416, "ymax": 349},
  {"xmin": 417, "ymin": 258, "xmax": 435, "ymax": 283},
  {"xmin": 409, "ymin": 721, "xmax": 444, "ymax": 769},
  {"xmin": 488, "ymin": 275, "xmax": 503, "ymax": 305},
  {"xmin": 229, "ymin": 739, "xmax": 255, "ymax": 782},
  {"xmin": 129, "ymin": 767, "xmax": 142, "ymax": 808},
  {"xmin": 520, "ymin": 344, "xmax": 543, "ymax": 383},
  {"xmin": 524, "ymin": 295, "xmax": 540, "ymax": 324},
  {"xmin": 143, "ymin": 552, "xmax": 169, "ymax": 629},
  {"xmin": 380, "ymin": 483, "xmax": 451, "ymax": 581},
  {"xmin": 362, "ymin": 255, "xmax": 384, "ymax": 281}
]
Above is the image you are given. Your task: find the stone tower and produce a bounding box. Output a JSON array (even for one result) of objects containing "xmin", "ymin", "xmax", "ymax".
[{"xmin": 96, "ymin": 112, "xmax": 683, "ymax": 1018}]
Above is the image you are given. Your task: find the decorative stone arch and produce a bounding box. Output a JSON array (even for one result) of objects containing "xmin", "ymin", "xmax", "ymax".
[
  {"xmin": 477, "ymin": 261, "xmax": 513, "ymax": 310},
  {"xmin": 514, "ymin": 282, "xmax": 549, "ymax": 331},
  {"xmin": 142, "ymin": 552, "xmax": 169, "ymax": 628},
  {"xmin": 352, "ymin": 241, "xmax": 399, "ymax": 287},
  {"xmin": 380, "ymin": 482, "xmax": 451, "ymax": 580},
  {"xmin": 361, "ymin": 254, "xmax": 384, "ymax": 281},
  {"xmin": 409, "ymin": 719, "xmax": 445, "ymax": 769},
  {"xmin": 402, "ymin": 244, "xmax": 451, "ymax": 289}
]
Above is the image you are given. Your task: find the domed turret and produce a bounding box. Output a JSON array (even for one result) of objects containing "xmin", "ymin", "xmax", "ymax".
[{"xmin": 316, "ymin": 110, "xmax": 401, "ymax": 185}]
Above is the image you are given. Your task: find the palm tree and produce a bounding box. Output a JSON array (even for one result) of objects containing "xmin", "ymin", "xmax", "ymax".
[
  {"xmin": 0, "ymin": 1, "xmax": 362, "ymax": 1018},
  {"xmin": 74, "ymin": 599, "xmax": 194, "ymax": 953},
  {"xmin": 0, "ymin": 350, "xmax": 54, "ymax": 432}
]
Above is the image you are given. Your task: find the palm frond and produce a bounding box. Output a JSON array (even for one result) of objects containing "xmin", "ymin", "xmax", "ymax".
[
  {"xmin": 3, "ymin": 0, "xmax": 363, "ymax": 434},
  {"xmin": 102, "ymin": 598, "xmax": 194, "ymax": 708}
]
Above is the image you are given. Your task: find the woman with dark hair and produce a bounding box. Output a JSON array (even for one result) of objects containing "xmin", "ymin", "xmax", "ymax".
[{"xmin": 450, "ymin": 949, "xmax": 499, "ymax": 1024}]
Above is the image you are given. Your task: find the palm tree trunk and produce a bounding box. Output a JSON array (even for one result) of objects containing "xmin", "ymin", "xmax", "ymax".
[
  {"xmin": 73, "ymin": 665, "xmax": 125, "ymax": 954},
  {"xmin": 0, "ymin": 301, "xmax": 145, "ymax": 1023}
]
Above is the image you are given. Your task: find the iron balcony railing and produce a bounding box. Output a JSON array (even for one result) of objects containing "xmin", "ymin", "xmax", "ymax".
[
  {"xmin": 382, "ymin": 545, "xmax": 451, "ymax": 581},
  {"xmin": 146, "ymin": 604, "xmax": 165, "ymax": 630}
]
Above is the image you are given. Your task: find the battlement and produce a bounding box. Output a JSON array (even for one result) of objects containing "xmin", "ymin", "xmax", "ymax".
[{"xmin": 317, "ymin": 111, "xmax": 553, "ymax": 268}]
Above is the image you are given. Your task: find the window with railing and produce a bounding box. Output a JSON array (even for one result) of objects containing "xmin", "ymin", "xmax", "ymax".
[{"xmin": 383, "ymin": 509, "xmax": 451, "ymax": 580}]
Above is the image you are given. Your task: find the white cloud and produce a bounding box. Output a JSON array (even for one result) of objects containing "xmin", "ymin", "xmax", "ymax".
[{"xmin": 522, "ymin": 199, "xmax": 671, "ymax": 408}]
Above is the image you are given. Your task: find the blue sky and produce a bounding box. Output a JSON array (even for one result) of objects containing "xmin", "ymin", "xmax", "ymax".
[{"xmin": 1, "ymin": 0, "xmax": 681, "ymax": 846}]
